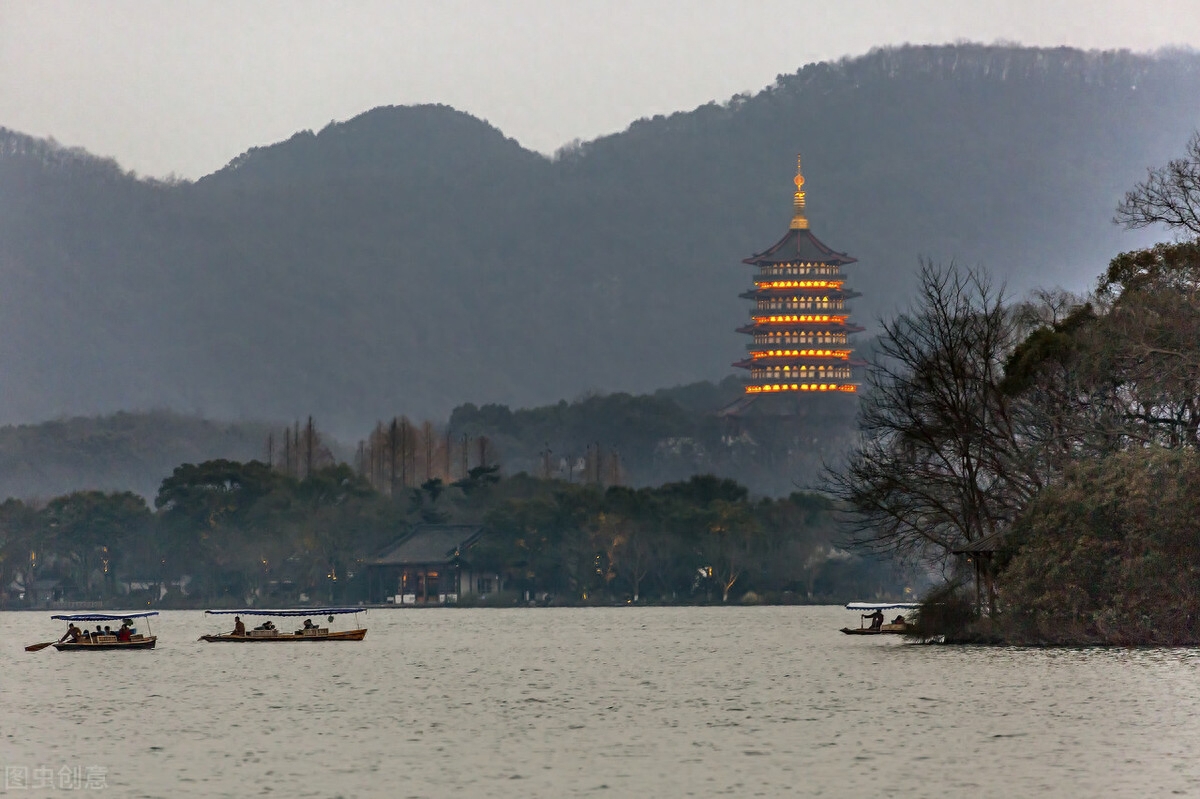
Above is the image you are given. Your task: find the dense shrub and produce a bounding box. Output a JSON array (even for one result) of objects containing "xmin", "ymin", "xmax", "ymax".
[{"xmin": 999, "ymin": 448, "xmax": 1200, "ymax": 645}]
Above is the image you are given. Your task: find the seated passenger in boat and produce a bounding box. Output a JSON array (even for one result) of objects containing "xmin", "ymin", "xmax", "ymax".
[
  {"xmin": 117, "ymin": 620, "xmax": 133, "ymax": 642},
  {"xmin": 297, "ymin": 618, "xmax": 317, "ymax": 634},
  {"xmin": 892, "ymin": 615, "xmax": 907, "ymax": 626},
  {"xmin": 59, "ymin": 623, "xmax": 83, "ymax": 643},
  {"xmin": 253, "ymin": 620, "xmax": 276, "ymax": 631},
  {"xmin": 233, "ymin": 616, "xmax": 246, "ymax": 636}
]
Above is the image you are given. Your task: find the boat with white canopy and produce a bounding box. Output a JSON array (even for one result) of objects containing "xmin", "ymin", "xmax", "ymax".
[
  {"xmin": 32, "ymin": 612, "xmax": 159, "ymax": 651},
  {"xmin": 841, "ymin": 602, "xmax": 920, "ymax": 635},
  {"xmin": 199, "ymin": 608, "xmax": 367, "ymax": 642}
]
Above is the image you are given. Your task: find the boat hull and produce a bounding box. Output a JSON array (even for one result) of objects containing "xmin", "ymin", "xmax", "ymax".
[
  {"xmin": 199, "ymin": 629, "xmax": 367, "ymax": 643},
  {"xmin": 54, "ymin": 637, "xmax": 157, "ymax": 651},
  {"xmin": 840, "ymin": 624, "xmax": 909, "ymax": 635}
]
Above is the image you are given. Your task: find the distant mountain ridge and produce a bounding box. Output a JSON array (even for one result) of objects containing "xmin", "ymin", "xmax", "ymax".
[
  {"xmin": 0, "ymin": 412, "xmax": 273, "ymax": 500},
  {"xmin": 2, "ymin": 43, "xmax": 1198, "ymax": 436}
]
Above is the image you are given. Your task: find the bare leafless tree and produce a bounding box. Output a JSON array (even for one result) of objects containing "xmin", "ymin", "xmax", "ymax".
[
  {"xmin": 422, "ymin": 421, "xmax": 435, "ymax": 482},
  {"xmin": 1116, "ymin": 131, "xmax": 1200, "ymax": 238},
  {"xmin": 303, "ymin": 416, "xmax": 316, "ymax": 478},
  {"xmin": 826, "ymin": 263, "xmax": 1041, "ymax": 565}
]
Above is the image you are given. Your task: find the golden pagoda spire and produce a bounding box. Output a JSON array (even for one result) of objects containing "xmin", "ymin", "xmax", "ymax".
[{"xmin": 789, "ymin": 154, "xmax": 809, "ymax": 230}]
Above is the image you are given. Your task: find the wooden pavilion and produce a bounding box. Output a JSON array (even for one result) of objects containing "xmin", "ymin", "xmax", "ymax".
[
  {"xmin": 365, "ymin": 524, "xmax": 501, "ymax": 605},
  {"xmin": 952, "ymin": 530, "xmax": 1006, "ymax": 617}
]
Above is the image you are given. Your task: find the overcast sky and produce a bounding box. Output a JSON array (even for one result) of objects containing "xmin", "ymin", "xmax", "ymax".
[{"xmin": 2, "ymin": 0, "xmax": 1198, "ymax": 179}]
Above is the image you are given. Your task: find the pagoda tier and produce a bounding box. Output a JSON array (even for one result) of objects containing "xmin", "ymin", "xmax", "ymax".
[{"xmin": 734, "ymin": 156, "xmax": 862, "ymax": 395}]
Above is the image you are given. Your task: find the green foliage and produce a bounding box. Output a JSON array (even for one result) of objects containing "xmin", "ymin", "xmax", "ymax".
[
  {"xmin": 1000, "ymin": 303, "xmax": 1097, "ymax": 396},
  {"xmin": 906, "ymin": 582, "xmax": 987, "ymax": 643},
  {"xmin": 997, "ymin": 448, "xmax": 1200, "ymax": 645},
  {"xmin": 2, "ymin": 455, "xmax": 904, "ymax": 608},
  {"xmin": 1099, "ymin": 241, "xmax": 1200, "ymax": 299},
  {"xmin": 451, "ymin": 465, "xmax": 501, "ymax": 496},
  {"xmin": 474, "ymin": 473, "xmax": 898, "ymax": 604},
  {"xmin": 448, "ymin": 386, "xmax": 858, "ymax": 496},
  {"xmin": 155, "ymin": 459, "xmax": 279, "ymax": 521}
]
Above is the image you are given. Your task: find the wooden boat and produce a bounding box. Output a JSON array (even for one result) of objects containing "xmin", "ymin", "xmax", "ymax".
[
  {"xmin": 199, "ymin": 608, "xmax": 367, "ymax": 643},
  {"xmin": 48, "ymin": 612, "xmax": 158, "ymax": 651},
  {"xmin": 55, "ymin": 636, "xmax": 158, "ymax": 650},
  {"xmin": 839, "ymin": 601, "xmax": 920, "ymax": 635},
  {"xmin": 840, "ymin": 622, "xmax": 911, "ymax": 635},
  {"xmin": 200, "ymin": 628, "xmax": 367, "ymax": 643}
]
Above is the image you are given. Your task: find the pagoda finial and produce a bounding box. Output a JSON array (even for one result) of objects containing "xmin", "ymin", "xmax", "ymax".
[{"xmin": 789, "ymin": 154, "xmax": 809, "ymax": 230}]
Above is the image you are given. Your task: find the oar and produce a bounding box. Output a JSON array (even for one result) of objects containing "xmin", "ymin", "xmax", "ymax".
[{"xmin": 25, "ymin": 640, "xmax": 58, "ymax": 652}]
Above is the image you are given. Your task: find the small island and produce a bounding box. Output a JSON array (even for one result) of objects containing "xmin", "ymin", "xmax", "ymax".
[{"xmin": 828, "ymin": 134, "xmax": 1200, "ymax": 646}]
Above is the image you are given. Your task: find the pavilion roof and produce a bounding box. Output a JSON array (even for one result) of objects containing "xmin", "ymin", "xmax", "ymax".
[
  {"xmin": 951, "ymin": 530, "xmax": 1007, "ymax": 555},
  {"xmin": 742, "ymin": 228, "xmax": 857, "ymax": 267},
  {"xmin": 370, "ymin": 524, "xmax": 484, "ymax": 565}
]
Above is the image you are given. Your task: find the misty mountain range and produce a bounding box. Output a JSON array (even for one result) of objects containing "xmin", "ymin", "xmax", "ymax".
[{"xmin": 2, "ymin": 43, "xmax": 1199, "ymax": 437}]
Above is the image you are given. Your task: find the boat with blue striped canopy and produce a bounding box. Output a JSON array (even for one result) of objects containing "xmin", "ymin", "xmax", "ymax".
[
  {"xmin": 199, "ymin": 608, "xmax": 367, "ymax": 643},
  {"xmin": 46, "ymin": 611, "xmax": 158, "ymax": 651}
]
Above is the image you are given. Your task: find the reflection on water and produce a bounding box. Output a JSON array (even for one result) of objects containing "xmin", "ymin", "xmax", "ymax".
[{"xmin": 2, "ymin": 607, "xmax": 1198, "ymax": 797}]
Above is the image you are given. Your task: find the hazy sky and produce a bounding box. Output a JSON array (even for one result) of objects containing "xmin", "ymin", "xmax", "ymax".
[{"xmin": 2, "ymin": 0, "xmax": 1198, "ymax": 179}]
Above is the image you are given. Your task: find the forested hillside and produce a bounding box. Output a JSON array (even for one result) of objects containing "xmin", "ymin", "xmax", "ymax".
[
  {"xmin": 2, "ymin": 44, "xmax": 1198, "ymax": 435},
  {"xmin": 0, "ymin": 413, "xmax": 274, "ymax": 499},
  {"xmin": 0, "ymin": 380, "xmax": 854, "ymax": 500}
]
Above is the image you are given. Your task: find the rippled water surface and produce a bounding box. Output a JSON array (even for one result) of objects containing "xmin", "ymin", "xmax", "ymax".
[{"xmin": 3, "ymin": 607, "xmax": 1199, "ymax": 798}]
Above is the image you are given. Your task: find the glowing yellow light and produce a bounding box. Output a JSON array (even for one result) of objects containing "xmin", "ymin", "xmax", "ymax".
[
  {"xmin": 749, "ymin": 349, "xmax": 852, "ymax": 360},
  {"xmin": 752, "ymin": 314, "xmax": 849, "ymax": 325},
  {"xmin": 743, "ymin": 382, "xmax": 859, "ymax": 395},
  {"xmin": 790, "ymin": 154, "xmax": 809, "ymax": 230},
  {"xmin": 754, "ymin": 280, "xmax": 844, "ymax": 291}
]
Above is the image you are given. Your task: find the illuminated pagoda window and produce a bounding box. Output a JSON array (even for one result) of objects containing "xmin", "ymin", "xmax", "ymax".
[{"xmin": 733, "ymin": 156, "xmax": 863, "ymax": 396}]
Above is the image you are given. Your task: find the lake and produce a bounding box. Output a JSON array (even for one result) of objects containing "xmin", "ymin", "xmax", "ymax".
[{"xmin": 2, "ymin": 606, "xmax": 1198, "ymax": 797}]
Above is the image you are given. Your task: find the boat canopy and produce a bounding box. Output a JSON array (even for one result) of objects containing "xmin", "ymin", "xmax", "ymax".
[
  {"xmin": 844, "ymin": 602, "xmax": 921, "ymax": 611},
  {"xmin": 51, "ymin": 611, "xmax": 160, "ymax": 621},
  {"xmin": 204, "ymin": 608, "xmax": 365, "ymax": 617}
]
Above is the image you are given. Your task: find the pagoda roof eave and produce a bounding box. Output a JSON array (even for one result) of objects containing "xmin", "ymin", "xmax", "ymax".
[
  {"xmin": 742, "ymin": 288, "xmax": 851, "ymax": 298},
  {"xmin": 733, "ymin": 358, "xmax": 852, "ymax": 369},
  {"xmin": 747, "ymin": 341, "xmax": 852, "ymax": 349},
  {"xmin": 737, "ymin": 322, "xmax": 866, "ymax": 334},
  {"xmin": 742, "ymin": 227, "xmax": 857, "ymax": 267},
  {"xmin": 753, "ymin": 278, "xmax": 848, "ymax": 287}
]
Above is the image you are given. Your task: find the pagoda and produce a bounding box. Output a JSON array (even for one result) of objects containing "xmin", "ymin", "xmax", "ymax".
[{"xmin": 733, "ymin": 156, "xmax": 862, "ymax": 397}]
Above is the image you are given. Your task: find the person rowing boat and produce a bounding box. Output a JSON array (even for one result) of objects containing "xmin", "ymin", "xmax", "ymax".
[
  {"xmin": 840, "ymin": 602, "xmax": 920, "ymax": 635},
  {"xmin": 58, "ymin": 623, "xmax": 83, "ymax": 643}
]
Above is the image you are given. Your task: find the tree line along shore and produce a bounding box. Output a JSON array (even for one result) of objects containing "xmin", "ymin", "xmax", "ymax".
[{"xmin": 0, "ymin": 461, "xmax": 904, "ymax": 610}]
